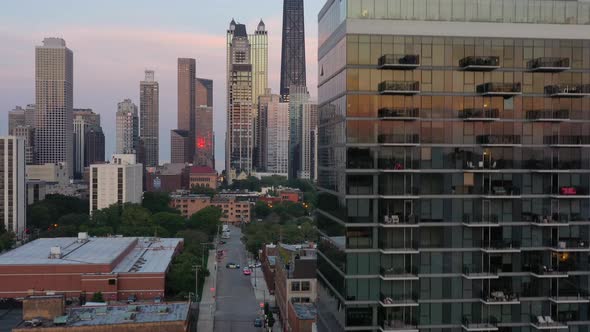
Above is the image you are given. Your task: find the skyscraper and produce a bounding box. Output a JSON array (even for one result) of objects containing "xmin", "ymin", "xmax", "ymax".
[
  {"xmin": 170, "ymin": 129, "xmax": 191, "ymax": 164},
  {"xmin": 259, "ymin": 90, "xmax": 289, "ymax": 175},
  {"xmin": 84, "ymin": 125, "xmax": 105, "ymax": 168},
  {"xmin": 317, "ymin": 1, "xmax": 590, "ymax": 331},
  {"xmin": 90, "ymin": 154, "xmax": 142, "ymax": 214},
  {"xmin": 73, "ymin": 109, "xmax": 101, "ymax": 177},
  {"xmin": 12, "ymin": 126, "xmax": 35, "ymax": 165},
  {"xmin": 0, "ymin": 137, "xmax": 26, "ymax": 239},
  {"xmin": 35, "ymin": 38, "xmax": 74, "ymax": 178},
  {"xmin": 139, "ymin": 70, "xmax": 159, "ymax": 167},
  {"xmin": 226, "ymin": 22, "xmax": 253, "ymax": 183},
  {"xmin": 288, "ymin": 86, "xmax": 309, "ymax": 179},
  {"xmin": 280, "ymin": 0, "xmax": 306, "ymax": 102},
  {"xmin": 299, "ymin": 101, "xmax": 317, "ymax": 180},
  {"xmin": 116, "ymin": 99, "xmax": 139, "ymax": 155},
  {"xmin": 8, "ymin": 105, "xmax": 35, "ymax": 135},
  {"xmin": 176, "ymin": 58, "xmax": 197, "ymax": 163},
  {"xmin": 195, "ymin": 78, "xmax": 215, "ymax": 168}
]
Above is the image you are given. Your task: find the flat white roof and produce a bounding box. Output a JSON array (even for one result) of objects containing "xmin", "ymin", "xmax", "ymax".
[{"xmin": 0, "ymin": 237, "xmax": 182, "ymax": 273}]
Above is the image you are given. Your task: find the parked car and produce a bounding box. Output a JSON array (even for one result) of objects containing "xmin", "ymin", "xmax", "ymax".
[
  {"xmin": 248, "ymin": 262, "xmax": 262, "ymax": 269},
  {"xmin": 127, "ymin": 294, "xmax": 137, "ymax": 303},
  {"xmin": 254, "ymin": 317, "xmax": 263, "ymax": 327},
  {"xmin": 243, "ymin": 268, "xmax": 252, "ymax": 276},
  {"xmin": 226, "ymin": 263, "xmax": 240, "ymax": 269}
]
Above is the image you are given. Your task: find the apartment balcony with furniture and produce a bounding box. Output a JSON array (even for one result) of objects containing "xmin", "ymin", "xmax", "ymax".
[
  {"xmin": 378, "ymin": 54, "xmax": 420, "ymax": 70},
  {"xmin": 381, "ymin": 214, "xmax": 419, "ymax": 228},
  {"xmin": 477, "ymin": 83, "xmax": 522, "ymax": 97},
  {"xmin": 549, "ymin": 238, "xmax": 590, "ymax": 253},
  {"xmin": 458, "ymin": 108, "xmax": 500, "ymax": 121},
  {"xmin": 476, "ymin": 135, "xmax": 521, "ymax": 146},
  {"xmin": 380, "ymin": 320, "xmax": 418, "ymax": 332},
  {"xmin": 462, "ymin": 264, "xmax": 499, "ymax": 280},
  {"xmin": 528, "ymin": 57, "xmax": 571, "ymax": 72},
  {"xmin": 379, "ymin": 81, "xmax": 420, "ymax": 95},
  {"xmin": 529, "ymin": 213, "xmax": 571, "ymax": 227},
  {"xmin": 545, "ymin": 84, "xmax": 590, "ymax": 97},
  {"xmin": 379, "ymin": 292, "xmax": 419, "ymax": 308},
  {"xmin": 480, "ymin": 290, "xmax": 520, "ymax": 305},
  {"xmin": 378, "ymin": 108, "xmax": 420, "ymax": 120},
  {"xmin": 380, "ymin": 266, "xmax": 419, "ymax": 281},
  {"xmin": 526, "ymin": 109, "xmax": 570, "ymax": 122},
  {"xmin": 379, "ymin": 307, "xmax": 418, "ymax": 332},
  {"xmin": 483, "ymin": 184, "xmax": 521, "ymax": 198},
  {"xmin": 530, "ymin": 316, "xmax": 568, "ymax": 330},
  {"xmin": 530, "ymin": 264, "xmax": 569, "ymax": 279},
  {"xmin": 459, "ymin": 56, "xmax": 500, "ymax": 71},
  {"xmin": 462, "ymin": 316, "xmax": 499, "ymax": 332}
]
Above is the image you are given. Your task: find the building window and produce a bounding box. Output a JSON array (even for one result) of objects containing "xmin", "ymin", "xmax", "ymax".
[
  {"xmin": 291, "ymin": 281, "xmax": 301, "ymax": 292},
  {"xmin": 301, "ymin": 281, "xmax": 310, "ymax": 291}
]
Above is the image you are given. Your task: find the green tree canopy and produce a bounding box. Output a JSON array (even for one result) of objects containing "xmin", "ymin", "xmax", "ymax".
[
  {"xmin": 121, "ymin": 204, "xmax": 153, "ymax": 226},
  {"xmin": 142, "ymin": 192, "xmax": 178, "ymax": 214},
  {"xmin": 187, "ymin": 206, "xmax": 222, "ymax": 239},
  {"xmin": 153, "ymin": 212, "xmax": 186, "ymax": 235}
]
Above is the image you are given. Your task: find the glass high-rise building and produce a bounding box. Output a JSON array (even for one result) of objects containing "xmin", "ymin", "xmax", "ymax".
[
  {"xmin": 317, "ymin": 1, "xmax": 590, "ymax": 331},
  {"xmin": 196, "ymin": 78, "xmax": 215, "ymax": 168},
  {"xmin": 35, "ymin": 38, "xmax": 74, "ymax": 178},
  {"xmin": 139, "ymin": 70, "xmax": 159, "ymax": 167},
  {"xmin": 280, "ymin": 0, "xmax": 307, "ymax": 102}
]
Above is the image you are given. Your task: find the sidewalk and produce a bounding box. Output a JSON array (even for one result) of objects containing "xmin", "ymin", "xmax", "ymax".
[
  {"xmin": 197, "ymin": 249, "xmax": 217, "ymax": 332},
  {"xmin": 249, "ymin": 264, "xmax": 282, "ymax": 332}
]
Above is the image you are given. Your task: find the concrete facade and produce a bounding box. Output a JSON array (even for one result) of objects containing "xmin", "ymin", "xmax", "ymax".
[
  {"xmin": 0, "ymin": 137, "xmax": 26, "ymax": 239},
  {"xmin": 89, "ymin": 155, "xmax": 142, "ymax": 214}
]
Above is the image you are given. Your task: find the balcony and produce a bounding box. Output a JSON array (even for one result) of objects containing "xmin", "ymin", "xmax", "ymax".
[
  {"xmin": 462, "ymin": 317, "xmax": 499, "ymax": 332},
  {"xmin": 549, "ymin": 295, "xmax": 590, "ymax": 304},
  {"xmin": 379, "ymin": 241, "xmax": 420, "ymax": 255},
  {"xmin": 477, "ymin": 83, "xmax": 522, "ymax": 97},
  {"xmin": 380, "ymin": 320, "xmax": 419, "ymax": 332},
  {"xmin": 378, "ymin": 134, "xmax": 420, "ymax": 146},
  {"xmin": 481, "ymin": 241, "xmax": 521, "ymax": 254},
  {"xmin": 483, "ymin": 186, "xmax": 521, "ymax": 199},
  {"xmin": 381, "ymin": 215, "xmax": 419, "ymax": 228},
  {"xmin": 378, "ymin": 54, "xmax": 420, "ymax": 70},
  {"xmin": 552, "ymin": 186, "xmax": 590, "ymax": 198},
  {"xmin": 378, "ymin": 108, "xmax": 419, "ymax": 121},
  {"xmin": 379, "ymin": 81, "xmax": 420, "ymax": 95},
  {"xmin": 378, "ymin": 158, "xmax": 417, "ymax": 171},
  {"xmin": 545, "ymin": 84, "xmax": 590, "ymax": 98},
  {"xmin": 550, "ymin": 239, "xmax": 590, "ymax": 253},
  {"xmin": 530, "ymin": 265, "xmax": 569, "ymax": 279},
  {"xmin": 462, "ymin": 214, "xmax": 500, "ymax": 228},
  {"xmin": 458, "ymin": 108, "xmax": 500, "ymax": 121},
  {"xmin": 380, "ymin": 266, "xmax": 419, "ymax": 281},
  {"xmin": 476, "ymin": 135, "xmax": 521, "ymax": 146},
  {"xmin": 462, "ymin": 265, "xmax": 499, "ymax": 280},
  {"xmin": 530, "ymin": 213, "xmax": 571, "ymax": 227},
  {"xmin": 528, "ymin": 57, "xmax": 570, "ymax": 72},
  {"xmin": 530, "ymin": 316, "xmax": 568, "ymax": 330},
  {"xmin": 544, "ymin": 135, "xmax": 590, "ymax": 146},
  {"xmin": 481, "ymin": 291, "xmax": 520, "ymax": 305},
  {"xmin": 459, "ymin": 56, "xmax": 500, "ymax": 71},
  {"xmin": 380, "ymin": 293, "xmax": 419, "ymax": 308},
  {"xmin": 526, "ymin": 109, "xmax": 570, "ymax": 122}
]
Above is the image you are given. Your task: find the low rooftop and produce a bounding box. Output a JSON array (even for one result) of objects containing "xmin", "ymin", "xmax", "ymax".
[
  {"xmin": 292, "ymin": 303, "xmax": 316, "ymax": 321},
  {"xmin": 14, "ymin": 302, "xmax": 189, "ymax": 329}
]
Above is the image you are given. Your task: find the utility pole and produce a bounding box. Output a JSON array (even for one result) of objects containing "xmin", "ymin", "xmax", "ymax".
[{"xmin": 193, "ymin": 264, "xmax": 201, "ymax": 301}]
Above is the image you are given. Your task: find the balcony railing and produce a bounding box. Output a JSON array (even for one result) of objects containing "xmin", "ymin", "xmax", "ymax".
[
  {"xmin": 378, "ymin": 159, "xmax": 416, "ymax": 170},
  {"xmin": 458, "ymin": 108, "xmax": 500, "ymax": 121},
  {"xmin": 380, "ymin": 266, "xmax": 419, "ymax": 280},
  {"xmin": 528, "ymin": 57, "xmax": 570, "ymax": 72},
  {"xmin": 462, "ymin": 265, "xmax": 499, "ymax": 279},
  {"xmin": 378, "ymin": 108, "xmax": 419, "ymax": 120},
  {"xmin": 379, "ymin": 81, "xmax": 420, "ymax": 95},
  {"xmin": 462, "ymin": 214, "xmax": 500, "ymax": 227},
  {"xmin": 380, "ymin": 292, "xmax": 419, "ymax": 307},
  {"xmin": 378, "ymin": 134, "xmax": 420, "ymax": 145},
  {"xmin": 459, "ymin": 56, "xmax": 500, "ymax": 71},
  {"xmin": 485, "ymin": 186, "xmax": 521, "ymax": 197},
  {"xmin": 481, "ymin": 240, "xmax": 521, "ymax": 253},
  {"xmin": 544, "ymin": 135, "xmax": 590, "ymax": 146},
  {"xmin": 378, "ymin": 54, "xmax": 420, "ymax": 69},
  {"xmin": 525, "ymin": 109, "xmax": 570, "ymax": 121},
  {"xmin": 530, "ymin": 265, "xmax": 569, "ymax": 278},
  {"xmin": 550, "ymin": 238, "xmax": 590, "ymax": 252},
  {"xmin": 545, "ymin": 84, "xmax": 590, "ymax": 97},
  {"xmin": 481, "ymin": 291, "xmax": 520, "ymax": 305},
  {"xmin": 530, "ymin": 316, "xmax": 568, "ymax": 330},
  {"xmin": 379, "ymin": 240, "xmax": 420, "ymax": 254},
  {"xmin": 381, "ymin": 214, "xmax": 419, "ymax": 227},
  {"xmin": 476, "ymin": 135, "xmax": 521, "ymax": 145},
  {"xmin": 462, "ymin": 316, "xmax": 499, "ymax": 332},
  {"xmin": 477, "ymin": 83, "xmax": 522, "ymax": 97},
  {"xmin": 381, "ymin": 320, "xmax": 419, "ymax": 332}
]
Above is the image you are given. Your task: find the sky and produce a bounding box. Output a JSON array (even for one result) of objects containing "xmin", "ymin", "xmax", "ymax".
[{"xmin": 0, "ymin": 0, "xmax": 324, "ymax": 171}]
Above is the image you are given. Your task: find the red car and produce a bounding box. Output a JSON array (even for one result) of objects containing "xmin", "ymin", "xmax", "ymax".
[{"xmin": 243, "ymin": 268, "xmax": 252, "ymax": 276}]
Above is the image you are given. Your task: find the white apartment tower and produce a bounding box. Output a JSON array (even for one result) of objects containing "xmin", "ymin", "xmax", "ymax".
[
  {"xmin": 89, "ymin": 154, "xmax": 143, "ymax": 214},
  {"xmin": 259, "ymin": 90, "xmax": 289, "ymax": 175},
  {"xmin": 0, "ymin": 137, "xmax": 26, "ymax": 239},
  {"xmin": 116, "ymin": 99, "xmax": 139, "ymax": 155},
  {"xmin": 35, "ymin": 38, "xmax": 74, "ymax": 178},
  {"xmin": 299, "ymin": 102, "xmax": 318, "ymax": 180}
]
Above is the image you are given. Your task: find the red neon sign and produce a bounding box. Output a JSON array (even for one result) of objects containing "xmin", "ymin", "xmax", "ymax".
[{"xmin": 560, "ymin": 187, "xmax": 577, "ymax": 195}]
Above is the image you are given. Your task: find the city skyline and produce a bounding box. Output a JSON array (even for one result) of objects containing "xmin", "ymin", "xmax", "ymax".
[{"xmin": 0, "ymin": 0, "xmax": 322, "ymax": 171}]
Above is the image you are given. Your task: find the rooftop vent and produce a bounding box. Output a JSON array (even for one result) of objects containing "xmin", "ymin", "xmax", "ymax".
[
  {"xmin": 77, "ymin": 232, "xmax": 89, "ymax": 243},
  {"xmin": 49, "ymin": 246, "xmax": 62, "ymax": 259}
]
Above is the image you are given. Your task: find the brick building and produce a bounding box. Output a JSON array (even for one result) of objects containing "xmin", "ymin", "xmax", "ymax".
[
  {"xmin": 170, "ymin": 194, "xmax": 251, "ymax": 224},
  {"xmin": 0, "ymin": 235, "xmax": 183, "ymax": 301},
  {"xmin": 145, "ymin": 163, "xmax": 190, "ymax": 192},
  {"xmin": 287, "ymin": 302, "xmax": 317, "ymax": 332},
  {"xmin": 169, "ymin": 194, "xmax": 212, "ymax": 218},
  {"xmin": 189, "ymin": 166, "xmax": 217, "ymax": 190}
]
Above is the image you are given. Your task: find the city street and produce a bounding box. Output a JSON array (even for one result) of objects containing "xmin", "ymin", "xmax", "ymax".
[{"xmin": 214, "ymin": 225, "xmax": 261, "ymax": 332}]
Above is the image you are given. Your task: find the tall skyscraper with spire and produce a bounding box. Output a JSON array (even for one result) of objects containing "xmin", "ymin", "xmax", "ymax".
[
  {"xmin": 35, "ymin": 38, "xmax": 74, "ymax": 177},
  {"xmin": 139, "ymin": 70, "xmax": 159, "ymax": 167},
  {"xmin": 226, "ymin": 21, "xmax": 253, "ymax": 183},
  {"xmin": 280, "ymin": 0, "xmax": 306, "ymax": 102}
]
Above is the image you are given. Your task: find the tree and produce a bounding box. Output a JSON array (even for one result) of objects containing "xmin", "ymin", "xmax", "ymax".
[
  {"xmin": 91, "ymin": 204, "xmax": 123, "ymax": 231},
  {"xmin": 121, "ymin": 204, "xmax": 153, "ymax": 226},
  {"xmin": 187, "ymin": 206, "xmax": 222, "ymax": 239},
  {"xmin": 253, "ymin": 201, "xmax": 272, "ymax": 219},
  {"xmin": 190, "ymin": 186, "xmax": 216, "ymax": 197},
  {"xmin": 57, "ymin": 213, "xmax": 90, "ymax": 227},
  {"xmin": 299, "ymin": 221, "xmax": 317, "ymax": 241},
  {"xmin": 260, "ymin": 175, "xmax": 289, "ymax": 188},
  {"xmin": 153, "ymin": 212, "xmax": 186, "ymax": 235},
  {"xmin": 142, "ymin": 192, "xmax": 178, "ymax": 214},
  {"xmin": 267, "ymin": 312, "xmax": 275, "ymax": 329},
  {"xmin": 91, "ymin": 291, "xmax": 104, "ymax": 302},
  {"xmin": 176, "ymin": 229, "xmax": 209, "ymax": 256}
]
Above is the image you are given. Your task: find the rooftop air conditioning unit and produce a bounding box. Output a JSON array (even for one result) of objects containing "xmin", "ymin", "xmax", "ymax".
[
  {"xmin": 78, "ymin": 232, "xmax": 89, "ymax": 243},
  {"xmin": 49, "ymin": 246, "xmax": 62, "ymax": 259}
]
